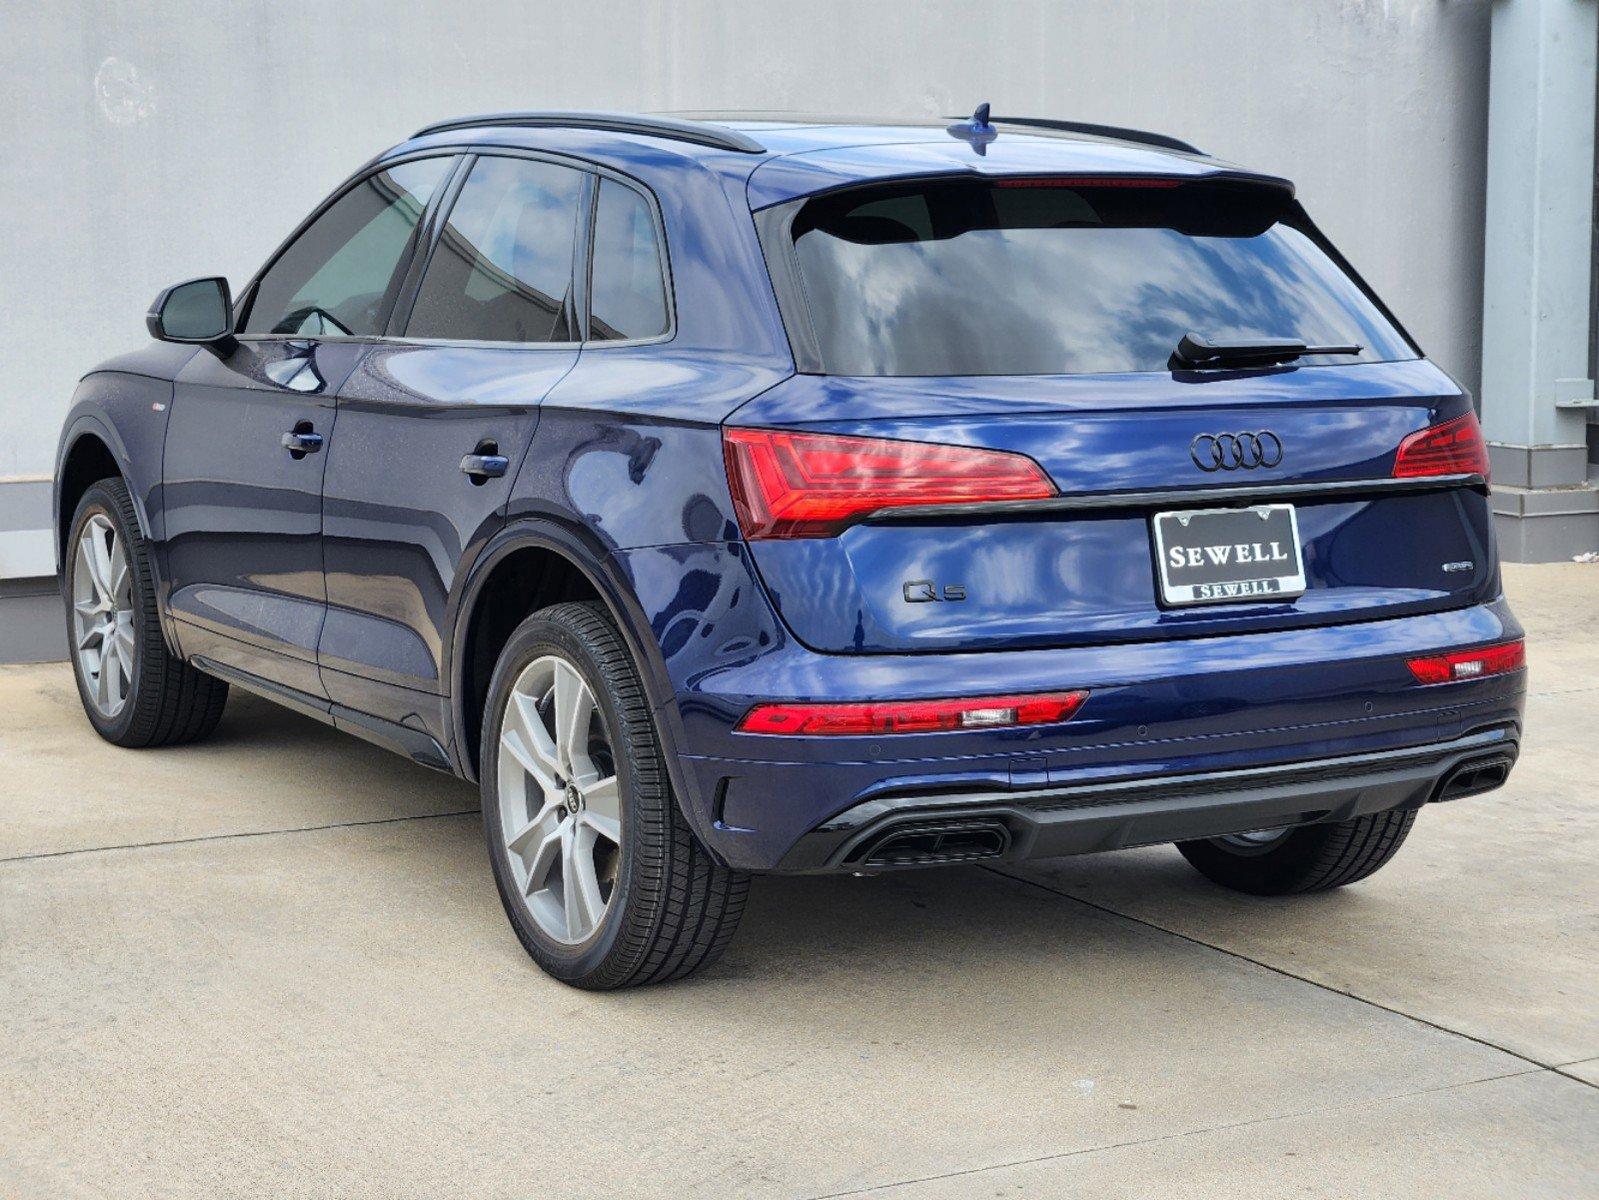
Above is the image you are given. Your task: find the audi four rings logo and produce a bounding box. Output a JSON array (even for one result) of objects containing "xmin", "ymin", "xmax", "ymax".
[{"xmin": 1191, "ymin": 431, "xmax": 1284, "ymax": 471}]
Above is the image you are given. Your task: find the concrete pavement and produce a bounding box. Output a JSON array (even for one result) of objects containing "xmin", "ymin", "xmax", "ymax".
[{"xmin": 2, "ymin": 564, "xmax": 1596, "ymax": 1198}]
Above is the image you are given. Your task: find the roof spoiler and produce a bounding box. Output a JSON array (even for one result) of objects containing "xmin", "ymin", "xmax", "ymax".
[{"xmin": 970, "ymin": 114, "xmax": 1202, "ymax": 156}]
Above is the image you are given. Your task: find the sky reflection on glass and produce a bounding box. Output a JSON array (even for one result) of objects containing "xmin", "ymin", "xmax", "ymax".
[{"xmin": 794, "ymin": 187, "xmax": 1415, "ymax": 377}]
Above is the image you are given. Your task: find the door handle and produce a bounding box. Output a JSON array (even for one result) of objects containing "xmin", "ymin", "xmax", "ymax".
[
  {"xmin": 282, "ymin": 428, "xmax": 324, "ymax": 456},
  {"xmin": 460, "ymin": 453, "xmax": 510, "ymax": 481}
]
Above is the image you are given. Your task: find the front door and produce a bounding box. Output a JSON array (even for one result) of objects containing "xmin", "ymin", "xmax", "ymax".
[
  {"xmin": 162, "ymin": 155, "xmax": 454, "ymax": 699},
  {"xmin": 318, "ymin": 153, "xmax": 589, "ymax": 737}
]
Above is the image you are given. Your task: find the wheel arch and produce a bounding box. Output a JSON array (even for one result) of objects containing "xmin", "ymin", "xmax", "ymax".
[
  {"xmin": 55, "ymin": 418, "xmax": 141, "ymax": 570},
  {"xmin": 448, "ymin": 519, "xmax": 711, "ymax": 845}
]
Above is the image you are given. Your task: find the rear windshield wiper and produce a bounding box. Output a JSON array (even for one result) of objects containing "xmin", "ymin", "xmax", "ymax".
[{"xmin": 1173, "ymin": 332, "xmax": 1363, "ymax": 370}]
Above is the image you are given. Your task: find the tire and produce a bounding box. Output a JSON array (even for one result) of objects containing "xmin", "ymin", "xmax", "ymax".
[
  {"xmin": 63, "ymin": 477, "xmax": 229, "ymax": 747},
  {"xmin": 480, "ymin": 600, "xmax": 749, "ymax": 989},
  {"xmin": 1176, "ymin": 809, "xmax": 1418, "ymax": 896}
]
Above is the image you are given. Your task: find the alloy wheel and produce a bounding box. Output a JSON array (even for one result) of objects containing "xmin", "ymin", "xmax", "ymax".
[
  {"xmin": 1217, "ymin": 827, "xmax": 1291, "ymax": 851},
  {"xmin": 72, "ymin": 513, "xmax": 135, "ymax": 718},
  {"xmin": 496, "ymin": 654, "xmax": 622, "ymax": 945}
]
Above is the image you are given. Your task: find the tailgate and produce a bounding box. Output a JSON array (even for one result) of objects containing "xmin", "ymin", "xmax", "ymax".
[{"xmin": 729, "ymin": 363, "xmax": 1495, "ymax": 654}]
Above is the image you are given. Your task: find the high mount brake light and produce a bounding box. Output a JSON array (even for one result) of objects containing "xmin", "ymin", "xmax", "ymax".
[
  {"xmin": 992, "ymin": 176, "xmax": 1183, "ymax": 188},
  {"xmin": 722, "ymin": 427, "xmax": 1056, "ymax": 540},
  {"xmin": 736, "ymin": 690, "xmax": 1090, "ymax": 736},
  {"xmin": 1406, "ymin": 640, "xmax": 1524, "ymax": 685},
  {"xmin": 1392, "ymin": 411, "xmax": 1491, "ymax": 481}
]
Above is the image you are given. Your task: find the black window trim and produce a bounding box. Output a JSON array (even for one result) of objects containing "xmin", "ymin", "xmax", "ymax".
[
  {"xmin": 578, "ymin": 168, "xmax": 678, "ymax": 350},
  {"xmin": 232, "ymin": 149, "xmax": 464, "ymax": 345},
  {"xmin": 382, "ymin": 152, "xmax": 476, "ymax": 339},
  {"xmin": 233, "ymin": 143, "xmax": 677, "ymax": 353},
  {"xmin": 388, "ymin": 147, "xmax": 588, "ymax": 349},
  {"xmin": 381, "ymin": 147, "xmax": 676, "ymax": 351}
]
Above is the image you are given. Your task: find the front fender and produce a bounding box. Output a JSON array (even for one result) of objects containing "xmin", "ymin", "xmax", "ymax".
[
  {"xmin": 56, "ymin": 372, "xmax": 182, "ymax": 657},
  {"xmin": 55, "ymin": 346, "xmax": 196, "ymax": 565},
  {"xmin": 54, "ymin": 369, "xmax": 181, "ymax": 547},
  {"xmin": 54, "ymin": 408, "xmax": 161, "ymax": 568}
]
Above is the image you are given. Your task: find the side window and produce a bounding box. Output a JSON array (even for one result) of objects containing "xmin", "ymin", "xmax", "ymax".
[
  {"xmin": 587, "ymin": 179, "xmax": 670, "ymax": 341},
  {"xmin": 243, "ymin": 158, "xmax": 450, "ymax": 337},
  {"xmin": 405, "ymin": 156, "xmax": 585, "ymax": 344}
]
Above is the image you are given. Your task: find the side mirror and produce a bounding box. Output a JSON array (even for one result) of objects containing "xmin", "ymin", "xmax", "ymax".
[{"xmin": 147, "ymin": 276, "xmax": 233, "ymax": 343}]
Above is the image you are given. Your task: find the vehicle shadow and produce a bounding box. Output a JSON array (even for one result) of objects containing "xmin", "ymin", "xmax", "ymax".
[
  {"xmin": 694, "ymin": 857, "xmax": 1244, "ymax": 994},
  {"xmin": 198, "ymin": 687, "xmax": 1332, "ymax": 1000}
]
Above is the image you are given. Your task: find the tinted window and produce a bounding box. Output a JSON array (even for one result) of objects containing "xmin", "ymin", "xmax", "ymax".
[
  {"xmin": 406, "ymin": 156, "xmax": 584, "ymax": 343},
  {"xmin": 588, "ymin": 179, "xmax": 669, "ymax": 341},
  {"xmin": 244, "ymin": 158, "xmax": 449, "ymax": 337},
  {"xmin": 785, "ymin": 179, "xmax": 1416, "ymax": 376}
]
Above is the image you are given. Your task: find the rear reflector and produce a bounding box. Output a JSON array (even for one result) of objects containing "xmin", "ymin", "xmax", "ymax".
[
  {"xmin": 736, "ymin": 690, "xmax": 1089, "ymax": 736},
  {"xmin": 1392, "ymin": 411, "xmax": 1491, "ymax": 481},
  {"xmin": 1406, "ymin": 640, "xmax": 1524, "ymax": 685},
  {"xmin": 723, "ymin": 427, "xmax": 1056, "ymax": 539}
]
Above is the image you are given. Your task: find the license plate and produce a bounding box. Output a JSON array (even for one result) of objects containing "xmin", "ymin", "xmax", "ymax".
[{"xmin": 1152, "ymin": 504, "xmax": 1306, "ymax": 606}]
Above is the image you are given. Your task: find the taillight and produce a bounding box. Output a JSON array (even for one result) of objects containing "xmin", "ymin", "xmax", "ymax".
[
  {"xmin": 1406, "ymin": 640, "xmax": 1524, "ymax": 685},
  {"xmin": 736, "ymin": 690, "xmax": 1089, "ymax": 736},
  {"xmin": 1392, "ymin": 411, "xmax": 1491, "ymax": 481},
  {"xmin": 722, "ymin": 427, "xmax": 1056, "ymax": 539}
]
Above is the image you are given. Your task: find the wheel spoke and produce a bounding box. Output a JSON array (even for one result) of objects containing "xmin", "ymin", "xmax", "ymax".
[
  {"xmin": 518, "ymin": 691, "xmax": 563, "ymax": 779},
  {"xmin": 500, "ymin": 693, "xmax": 561, "ymax": 794},
  {"xmin": 562, "ymin": 823, "xmax": 606, "ymax": 940},
  {"xmin": 505, "ymin": 812, "xmax": 542, "ymax": 857},
  {"xmin": 583, "ymin": 809, "xmax": 621, "ymax": 846},
  {"xmin": 75, "ymin": 538, "xmax": 104, "ymax": 605},
  {"xmin": 498, "ymin": 727, "xmax": 545, "ymax": 791},
  {"xmin": 581, "ymin": 775, "xmax": 621, "ymax": 843},
  {"xmin": 510, "ymin": 808, "xmax": 563, "ymax": 891},
  {"xmin": 72, "ymin": 515, "xmax": 134, "ymax": 719},
  {"xmin": 112, "ymin": 622, "xmax": 134, "ymax": 677},
  {"xmin": 88, "ymin": 525, "xmax": 115, "ymax": 598},
  {"xmin": 552, "ymin": 660, "xmax": 591, "ymax": 777},
  {"xmin": 97, "ymin": 642, "xmax": 116, "ymax": 708},
  {"xmin": 499, "ymin": 652, "xmax": 622, "ymax": 947},
  {"xmin": 109, "ymin": 545, "xmax": 130, "ymax": 604}
]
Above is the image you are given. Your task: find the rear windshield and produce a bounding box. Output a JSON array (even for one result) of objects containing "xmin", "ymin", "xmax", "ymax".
[{"xmin": 780, "ymin": 178, "xmax": 1415, "ymax": 376}]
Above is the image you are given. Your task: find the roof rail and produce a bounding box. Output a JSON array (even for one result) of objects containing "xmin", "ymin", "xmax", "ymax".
[
  {"xmin": 986, "ymin": 116, "xmax": 1201, "ymax": 156},
  {"xmin": 410, "ymin": 110, "xmax": 768, "ymax": 154}
]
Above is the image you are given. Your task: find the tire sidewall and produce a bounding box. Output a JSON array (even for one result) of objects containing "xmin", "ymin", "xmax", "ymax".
[
  {"xmin": 1180, "ymin": 827, "xmax": 1328, "ymax": 894},
  {"xmin": 1178, "ymin": 808, "xmax": 1416, "ymax": 895},
  {"xmin": 64, "ymin": 482, "xmax": 147, "ymax": 743},
  {"xmin": 479, "ymin": 608, "xmax": 657, "ymax": 983}
]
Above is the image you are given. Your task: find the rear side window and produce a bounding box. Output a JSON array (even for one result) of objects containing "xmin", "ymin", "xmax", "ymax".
[
  {"xmin": 406, "ymin": 156, "xmax": 585, "ymax": 344},
  {"xmin": 243, "ymin": 157, "xmax": 449, "ymax": 337},
  {"xmin": 587, "ymin": 179, "xmax": 669, "ymax": 341},
  {"xmin": 782, "ymin": 179, "xmax": 1416, "ymax": 376}
]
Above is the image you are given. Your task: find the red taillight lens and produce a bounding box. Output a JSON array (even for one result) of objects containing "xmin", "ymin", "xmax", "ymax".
[
  {"xmin": 722, "ymin": 428, "xmax": 1056, "ymax": 539},
  {"xmin": 1392, "ymin": 412, "xmax": 1491, "ymax": 481},
  {"xmin": 736, "ymin": 690, "xmax": 1089, "ymax": 736},
  {"xmin": 1406, "ymin": 640, "xmax": 1524, "ymax": 685}
]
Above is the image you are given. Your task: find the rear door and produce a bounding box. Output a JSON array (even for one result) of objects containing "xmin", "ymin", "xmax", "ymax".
[
  {"xmin": 734, "ymin": 175, "xmax": 1494, "ymax": 654},
  {"xmin": 163, "ymin": 156, "xmax": 452, "ymax": 696},
  {"xmin": 318, "ymin": 152, "xmax": 587, "ymax": 733}
]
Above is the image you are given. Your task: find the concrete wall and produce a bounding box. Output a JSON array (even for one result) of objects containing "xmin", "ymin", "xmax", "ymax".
[{"xmin": 0, "ymin": 0, "xmax": 1492, "ymax": 499}]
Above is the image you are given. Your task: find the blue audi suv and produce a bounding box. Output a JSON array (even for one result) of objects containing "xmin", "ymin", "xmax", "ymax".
[{"xmin": 55, "ymin": 109, "xmax": 1525, "ymax": 987}]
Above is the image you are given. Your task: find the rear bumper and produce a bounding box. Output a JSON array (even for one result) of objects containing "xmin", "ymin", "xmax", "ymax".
[
  {"xmin": 771, "ymin": 724, "xmax": 1519, "ymax": 872},
  {"xmin": 617, "ymin": 540, "xmax": 1528, "ymax": 872}
]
